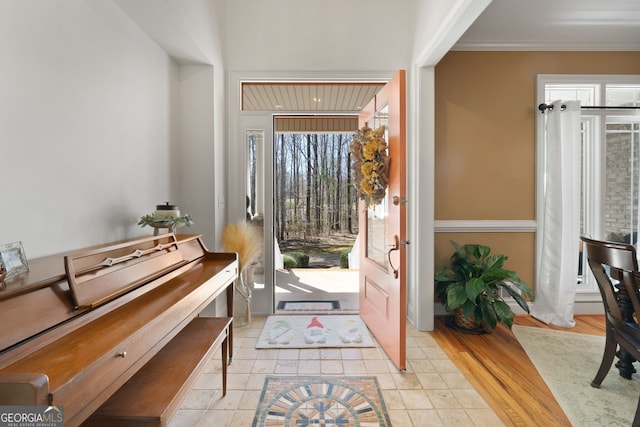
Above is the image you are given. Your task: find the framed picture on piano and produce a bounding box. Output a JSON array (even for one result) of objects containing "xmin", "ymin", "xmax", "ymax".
[{"xmin": 0, "ymin": 241, "xmax": 29, "ymax": 280}]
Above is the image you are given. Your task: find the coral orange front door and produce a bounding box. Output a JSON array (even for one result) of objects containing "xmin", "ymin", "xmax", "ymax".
[{"xmin": 358, "ymin": 70, "xmax": 407, "ymax": 370}]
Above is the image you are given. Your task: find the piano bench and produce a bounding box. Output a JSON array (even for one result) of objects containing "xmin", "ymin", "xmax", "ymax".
[{"xmin": 83, "ymin": 316, "xmax": 232, "ymax": 427}]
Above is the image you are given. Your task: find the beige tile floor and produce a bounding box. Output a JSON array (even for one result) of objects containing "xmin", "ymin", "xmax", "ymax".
[{"xmin": 168, "ymin": 316, "xmax": 505, "ymax": 427}]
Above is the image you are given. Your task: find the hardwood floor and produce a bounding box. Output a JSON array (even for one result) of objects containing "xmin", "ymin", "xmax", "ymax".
[{"xmin": 430, "ymin": 314, "xmax": 606, "ymax": 427}]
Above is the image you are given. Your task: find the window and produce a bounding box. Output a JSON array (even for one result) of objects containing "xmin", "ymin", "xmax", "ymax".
[{"xmin": 538, "ymin": 75, "xmax": 640, "ymax": 292}]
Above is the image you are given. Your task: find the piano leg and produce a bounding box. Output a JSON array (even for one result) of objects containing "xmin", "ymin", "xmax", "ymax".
[{"xmin": 226, "ymin": 281, "xmax": 234, "ymax": 365}]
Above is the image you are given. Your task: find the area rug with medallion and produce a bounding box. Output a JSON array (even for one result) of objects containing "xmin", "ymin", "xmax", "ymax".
[
  {"xmin": 512, "ymin": 325, "xmax": 640, "ymax": 427},
  {"xmin": 256, "ymin": 315, "xmax": 375, "ymax": 349},
  {"xmin": 252, "ymin": 376, "xmax": 391, "ymax": 427}
]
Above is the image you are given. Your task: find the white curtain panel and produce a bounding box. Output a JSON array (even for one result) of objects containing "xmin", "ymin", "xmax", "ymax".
[{"xmin": 532, "ymin": 100, "xmax": 581, "ymax": 327}]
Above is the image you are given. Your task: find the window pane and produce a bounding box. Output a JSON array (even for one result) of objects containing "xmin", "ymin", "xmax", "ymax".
[
  {"xmin": 365, "ymin": 105, "xmax": 389, "ymax": 269},
  {"xmin": 545, "ymin": 84, "xmax": 597, "ymax": 106},
  {"xmin": 246, "ymin": 130, "xmax": 264, "ymax": 219},
  {"xmin": 604, "ymin": 120, "xmax": 640, "ymax": 245},
  {"xmin": 606, "ymin": 85, "xmax": 640, "ymax": 107},
  {"xmin": 366, "ymin": 203, "xmax": 388, "ymax": 268},
  {"xmin": 580, "ymin": 121, "xmax": 587, "ymax": 236},
  {"xmin": 578, "ymin": 121, "xmax": 588, "ymax": 283}
]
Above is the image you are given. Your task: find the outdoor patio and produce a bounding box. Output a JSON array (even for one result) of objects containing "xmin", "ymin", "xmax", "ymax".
[{"xmin": 275, "ymin": 268, "xmax": 359, "ymax": 312}]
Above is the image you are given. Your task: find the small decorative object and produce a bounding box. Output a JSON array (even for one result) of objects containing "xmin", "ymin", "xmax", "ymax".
[
  {"xmin": 435, "ymin": 241, "xmax": 533, "ymax": 332},
  {"xmin": 350, "ymin": 125, "xmax": 390, "ymax": 208},
  {"xmin": 222, "ymin": 222, "xmax": 262, "ymax": 327},
  {"xmin": 155, "ymin": 202, "xmax": 181, "ymax": 219},
  {"xmin": 0, "ymin": 241, "xmax": 29, "ymax": 281},
  {"xmin": 138, "ymin": 202, "xmax": 193, "ymax": 235}
]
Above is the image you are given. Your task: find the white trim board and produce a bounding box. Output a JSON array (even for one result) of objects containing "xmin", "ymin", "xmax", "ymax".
[{"xmin": 435, "ymin": 220, "xmax": 537, "ymax": 233}]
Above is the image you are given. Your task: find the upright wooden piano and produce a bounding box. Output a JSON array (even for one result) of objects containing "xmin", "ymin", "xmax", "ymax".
[{"xmin": 0, "ymin": 233, "xmax": 237, "ymax": 426}]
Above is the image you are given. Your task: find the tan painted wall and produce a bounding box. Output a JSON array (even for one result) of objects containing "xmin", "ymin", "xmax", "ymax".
[
  {"xmin": 434, "ymin": 51, "xmax": 640, "ymax": 290},
  {"xmin": 435, "ymin": 233, "xmax": 536, "ymax": 286}
]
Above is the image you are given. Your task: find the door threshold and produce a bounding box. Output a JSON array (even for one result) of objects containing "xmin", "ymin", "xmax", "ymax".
[{"xmin": 274, "ymin": 309, "xmax": 360, "ymax": 315}]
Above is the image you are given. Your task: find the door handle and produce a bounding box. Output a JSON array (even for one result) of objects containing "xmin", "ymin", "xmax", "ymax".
[
  {"xmin": 388, "ymin": 236, "xmax": 410, "ymax": 279},
  {"xmin": 388, "ymin": 235, "xmax": 400, "ymax": 279}
]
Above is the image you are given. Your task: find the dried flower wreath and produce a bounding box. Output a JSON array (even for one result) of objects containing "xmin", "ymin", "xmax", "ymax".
[{"xmin": 350, "ymin": 125, "xmax": 390, "ymax": 208}]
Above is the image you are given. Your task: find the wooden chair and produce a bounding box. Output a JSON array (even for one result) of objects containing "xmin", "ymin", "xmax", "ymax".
[{"xmin": 581, "ymin": 236, "xmax": 640, "ymax": 426}]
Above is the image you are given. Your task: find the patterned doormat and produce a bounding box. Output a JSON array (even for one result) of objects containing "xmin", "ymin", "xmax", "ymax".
[
  {"xmin": 252, "ymin": 376, "xmax": 391, "ymax": 427},
  {"xmin": 277, "ymin": 300, "xmax": 341, "ymax": 311},
  {"xmin": 256, "ymin": 315, "xmax": 375, "ymax": 349}
]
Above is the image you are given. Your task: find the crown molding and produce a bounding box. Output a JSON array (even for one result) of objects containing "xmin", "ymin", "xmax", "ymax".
[{"xmin": 451, "ymin": 42, "xmax": 640, "ymax": 51}]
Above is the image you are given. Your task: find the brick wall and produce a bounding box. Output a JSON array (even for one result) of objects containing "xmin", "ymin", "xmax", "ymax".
[{"xmin": 604, "ymin": 126, "xmax": 638, "ymax": 243}]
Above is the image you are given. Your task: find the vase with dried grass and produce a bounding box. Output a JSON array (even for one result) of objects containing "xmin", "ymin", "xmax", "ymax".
[{"xmin": 222, "ymin": 222, "xmax": 262, "ymax": 327}]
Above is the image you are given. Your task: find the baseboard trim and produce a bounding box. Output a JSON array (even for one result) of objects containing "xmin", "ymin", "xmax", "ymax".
[{"xmin": 435, "ymin": 293, "xmax": 604, "ymax": 320}]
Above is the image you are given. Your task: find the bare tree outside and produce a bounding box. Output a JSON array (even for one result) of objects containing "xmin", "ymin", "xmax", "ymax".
[{"xmin": 272, "ymin": 132, "xmax": 359, "ymax": 268}]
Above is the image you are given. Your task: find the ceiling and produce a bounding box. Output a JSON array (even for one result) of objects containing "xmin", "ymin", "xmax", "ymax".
[
  {"xmin": 242, "ymin": 82, "xmax": 384, "ymax": 112},
  {"xmin": 454, "ymin": 0, "xmax": 640, "ymax": 51},
  {"xmin": 240, "ymin": 0, "xmax": 640, "ymax": 113}
]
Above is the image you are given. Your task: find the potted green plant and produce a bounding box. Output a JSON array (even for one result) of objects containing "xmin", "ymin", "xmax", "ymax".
[{"xmin": 435, "ymin": 241, "xmax": 533, "ymax": 332}]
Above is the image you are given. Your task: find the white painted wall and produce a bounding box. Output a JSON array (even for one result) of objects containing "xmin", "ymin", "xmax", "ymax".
[
  {"xmin": 0, "ymin": 1, "xmax": 178, "ymax": 258},
  {"xmin": 174, "ymin": 65, "xmax": 217, "ymax": 247},
  {"xmin": 115, "ymin": 0, "xmax": 228, "ymax": 251},
  {"xmin": 172, "ymin": 64, "xmax": 226, "ymax": 253},
  {"xmin": 223, "ymin": 0, "xmax": 420, "ymax": 71}
]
